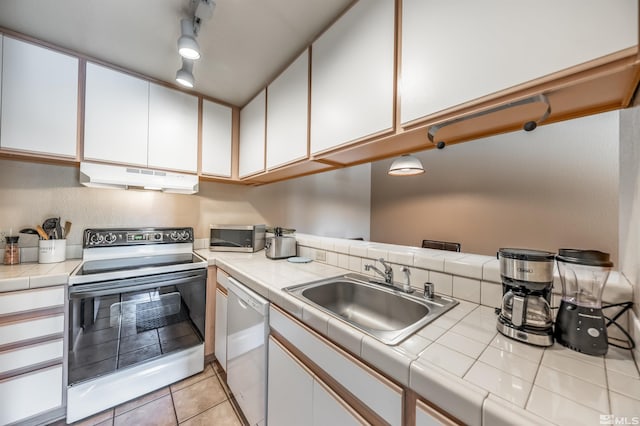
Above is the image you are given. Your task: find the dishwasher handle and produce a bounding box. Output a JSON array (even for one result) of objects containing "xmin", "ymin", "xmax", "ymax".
[{"xmin": 227, "ymin": 276, "xmax": 270, "ymax": 316}]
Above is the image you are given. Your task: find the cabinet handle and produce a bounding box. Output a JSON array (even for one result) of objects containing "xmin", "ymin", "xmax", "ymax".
[{"xmin": 427, "ymin": 94, "xmax": 551, "ymax": 146}]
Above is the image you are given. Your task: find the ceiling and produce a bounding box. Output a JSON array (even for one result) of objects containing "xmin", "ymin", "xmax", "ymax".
[{"xmin": 0, "ymin": 0, "xmax": 354, "ymax": 107}]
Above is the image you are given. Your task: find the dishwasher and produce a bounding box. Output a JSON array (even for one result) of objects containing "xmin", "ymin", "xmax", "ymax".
[{"xmin": 226, "ymin": 276, "xmax": 270, "ymax": 426}]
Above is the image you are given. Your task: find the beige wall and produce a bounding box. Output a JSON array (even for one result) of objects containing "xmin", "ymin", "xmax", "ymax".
[
  {"xmin": 370, "ymin": 111, "xmax": 620, "ymax": 262},
  {"xmin": 0, "ymin": 159, "xmax": 370, "ymax": 247}
]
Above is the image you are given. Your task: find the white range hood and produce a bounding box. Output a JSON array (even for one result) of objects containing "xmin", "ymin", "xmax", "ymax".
[{"xmin": 80, "ymin": 162, "xmax": 199, "ymax": 194}]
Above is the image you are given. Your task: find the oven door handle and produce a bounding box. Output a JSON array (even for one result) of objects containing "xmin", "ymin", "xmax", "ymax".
[{"xmin": 69, "ymin": 270, "xmax": 206, "ymax": 299}]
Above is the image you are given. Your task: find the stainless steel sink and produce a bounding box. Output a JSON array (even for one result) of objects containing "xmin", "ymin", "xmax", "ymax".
[{"xmin": 285, "ymin": 273, "xmax": 458, "ymax": 345}]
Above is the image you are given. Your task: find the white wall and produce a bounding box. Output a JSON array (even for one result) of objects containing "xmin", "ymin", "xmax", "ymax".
[
  {"xmin": 619, "ymin": 104, "xmax": 640, "ymax": 316},
  {"xmin": 370, "ymin": 111, "xmax": 620, "ymax": 261},
  {"xmin": 0, "ymin": 160, "xmax": 371, "ymax": 247}
]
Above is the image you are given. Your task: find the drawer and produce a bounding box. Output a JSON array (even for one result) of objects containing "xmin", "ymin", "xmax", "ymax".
[
  {"xmin": 0, "ymin": 339, "xmax": 63, "ymax": 376},
  {"xmin": 0, "ymin": 364, "xmax": 63, "ymax": 425},
  {"xmin": 0, "ymin": 286, "xmax": 65, "ymax": 316},
  {"xmin": 270, "ymin": 306, "xmax": 403, "ymax": 426},
  {"xmin": 0, "ymin": 314, "xmax": 65, "ymax": 347}
]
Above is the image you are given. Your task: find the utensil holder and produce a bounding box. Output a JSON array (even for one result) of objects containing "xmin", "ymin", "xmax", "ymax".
[{"xmin": 39, "ymin": 239, "xmax": 66, "ymax": 263}]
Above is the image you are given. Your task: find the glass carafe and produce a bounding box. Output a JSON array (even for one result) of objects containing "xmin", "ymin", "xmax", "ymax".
[{"xmin": 556, "ymin": 249, "xmax": 612, "ymax": 308}]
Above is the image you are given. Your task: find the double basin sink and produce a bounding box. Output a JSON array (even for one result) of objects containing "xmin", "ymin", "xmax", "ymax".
[{"xmin": 285, "ymin": 273, "xmax": 458, "ymax": 345}]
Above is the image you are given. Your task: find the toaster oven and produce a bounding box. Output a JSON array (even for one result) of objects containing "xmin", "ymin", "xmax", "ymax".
[{"xmin": 210, "ymin": 225, "xmax": 265, "ymax": 252}]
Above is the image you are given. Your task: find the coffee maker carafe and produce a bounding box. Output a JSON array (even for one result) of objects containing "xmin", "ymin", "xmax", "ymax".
[
  {"xmin": 555, "ymin": 249, "xmax": 612, "ymax": 356},
  {"xmin": 497, "ymin": 248, "xmax": 555, "ymax": 347}
]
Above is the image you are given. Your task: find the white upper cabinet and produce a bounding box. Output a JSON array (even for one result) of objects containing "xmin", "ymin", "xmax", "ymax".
[
  {"xmin": 239, "ymin": 89, "xmax": 266, "ymax": 178},
  {"xmin": 1, "ymin": 37, "xmax": 78, "ymax": 158},
  {"xmin": 310, "ymin": 0, "xmax": 395, "ymax": 155},
  {"xmin": 84, "ymin": 62, "xmax": 149, "ymax": 166},
  {"xmin": 85, "ymin": 63, "xmax": 199, "ymax": 172},
  {"xmin": 400, "ymin": 0, "xmax": 639, "ymax": 124},
  {"xmin": 266, "ymin": 50, "xmax": 309, "ymax": 169},
  {"xmin": 148, "ymin": 83, "xmax": 198, "ymax": 172},
  {"xmin": 201, "ymin": 100, "xmax": 233, "ymax": 177}
]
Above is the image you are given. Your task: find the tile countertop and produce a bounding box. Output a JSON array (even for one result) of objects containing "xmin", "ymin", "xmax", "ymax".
[
  {"xmin": 0, "ymin": 259, "xmax": 81, "ymax": 292},
  {"xmin": 198, "ymin": 249, "xmax": 640, "ymax": 426}
]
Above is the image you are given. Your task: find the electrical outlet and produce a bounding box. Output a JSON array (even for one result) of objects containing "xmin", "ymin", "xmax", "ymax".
[{"xmin": 314, "ymin": 250, "xmax": 326, "ymax": 262}]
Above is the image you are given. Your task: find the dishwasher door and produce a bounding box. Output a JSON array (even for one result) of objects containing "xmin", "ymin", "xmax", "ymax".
[{"xmin": 226, "ymin": 277, "xmax": 270, "ymax": 426}]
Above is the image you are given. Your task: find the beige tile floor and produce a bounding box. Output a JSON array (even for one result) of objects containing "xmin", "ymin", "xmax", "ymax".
[{"xmin": 54, "ymin": 362, "xmax": 247, "ymax": 426}]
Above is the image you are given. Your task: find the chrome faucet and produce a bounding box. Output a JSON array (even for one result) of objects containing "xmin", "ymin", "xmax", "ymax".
[{"xmin": 364, "ymin": 258, "xmax": 393, "ymax": 284}]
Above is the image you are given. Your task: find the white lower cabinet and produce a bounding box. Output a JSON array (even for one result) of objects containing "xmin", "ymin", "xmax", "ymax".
[
  {"xmin": 0, "ymin": 364, "xmax": 63, "ymax": 425},
  {"xmin": 416, "ymin": 399, "xmax": 458, "ymax": 426},
  {"xmin": 312, "ymin": 379, "xmax": 367, "ymax": 426},
  {"xmin": 268, "ymin": 337, "xmax": 368, "ymax": 426},
  {"xmin": 0, "ymin": 286, "xmax": 66, "ymax": 425},
  {"xmin": 214, "ymin": 287, "xmax": 227, "ymax": 371},
  {"xmin": 267, "ymin": 337, "xmax": 313, "ymax": 425},
  {"xmin": 269, "ymin": 306, "xmax": 401, "ymax": 425}
]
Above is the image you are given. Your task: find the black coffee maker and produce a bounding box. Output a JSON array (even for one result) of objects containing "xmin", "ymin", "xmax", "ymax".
[
  {"xmin": 497, "ymin": 248, "xmax": 555, "ymax": 347},
  {"xmin": 554, "ymin": 249, "xmax": 613, "ymax": 356}
]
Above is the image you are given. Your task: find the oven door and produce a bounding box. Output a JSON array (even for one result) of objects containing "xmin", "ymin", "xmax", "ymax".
[{"xmin": 68, "ymin": 268, "xmax": 206, "ymax": 386}]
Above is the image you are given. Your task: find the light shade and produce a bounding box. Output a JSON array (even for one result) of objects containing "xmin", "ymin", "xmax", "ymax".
[
  {"xmin": 176, "ymin": 58, "xmax": 195, "ymax": 88},
  {"xmin": 178, "ymin": 19, "xmax": 201, "ymax": 60},
  {"xmin": 388, "ymin": 154, "xmax": 425, "ymax": 176}
]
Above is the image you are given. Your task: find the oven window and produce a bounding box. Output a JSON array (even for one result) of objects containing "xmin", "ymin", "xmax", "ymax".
[{"xmin": 68, "ymin": 282, "xmax": 204, "ymax": 385}]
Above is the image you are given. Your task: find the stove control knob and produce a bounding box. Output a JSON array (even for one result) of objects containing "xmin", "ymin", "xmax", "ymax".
[
  {"xmin": 105, "ymin": 233, "xmax": 117, "ymax": 244},
  {"xmin": 170, "ymin": 231, "xmax": 179, "ymax": 241},
  {"xmin": 179, "ymin": 230, "xmax": 189, "ymax": 240},
  {"xmin": 153, "ymin": 233, "xmax": 163, "ymax": 242},
  {"xmin": 89, "ymin": 234, "xmax": 100, "ymax": 245}
]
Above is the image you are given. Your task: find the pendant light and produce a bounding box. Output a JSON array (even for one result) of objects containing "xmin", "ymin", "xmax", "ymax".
[{"xmin": 388, "ymin": 154, "xmax": 425, "ymax": 176}]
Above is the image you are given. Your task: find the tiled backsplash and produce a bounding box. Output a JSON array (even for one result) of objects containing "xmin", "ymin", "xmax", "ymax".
[{"xmin": 295, "ymin": 233, "xmax": 634, "ymax": 340}]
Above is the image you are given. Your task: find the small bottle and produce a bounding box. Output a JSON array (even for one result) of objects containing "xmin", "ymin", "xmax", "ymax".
[{"xmin": 4, "ymin": 236, "xmax": 20, "ymax": 265}]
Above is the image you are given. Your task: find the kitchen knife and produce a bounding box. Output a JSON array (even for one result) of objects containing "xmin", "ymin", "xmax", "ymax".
[{"xmin": 19, "ymin": 228, "xmax": 39, "ymax": 235}]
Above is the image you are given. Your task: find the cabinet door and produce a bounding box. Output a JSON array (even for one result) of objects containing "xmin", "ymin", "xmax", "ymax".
[
  {"xmin": 313, "ymin": 380, "xmax": 368, "ymax": 426},
  {"xmin": 1, "ymin": 37, "xmax": 78, "ymax": 157},
  {"xmin": 416, "ymin": 399, "xmax": 457, "ymax": 426},
  {"xmin": 201, "ymin": 100, "xmax": 233, "ymax": 177},
  {"xmin": 214, "ymin": 288, "xmax": 227, "ymax": 371},
  {"xmin": 400, "ymin": 0, "xmax": 639, "ymax": 124},
  {"xmin": 310, "ymin": 0, "xmax": 395, "ymax": 155},
  {"xmin": 0, "ymin": 365, "xmax": 63, "ymax": 425},
  {"xmin": 268, "ymin": 337, "xmax": 313, "ymax": 426},
  {"xmin": 239, "ymin": 89, "xmax": 266, "ymax": 178},
  {"xmin": 84, "ymin": 62, "xmax": 149, "ymax": 166},
  {"xmin": 266, "ymin": 50, "xmax": 309, "ymax": 169},
  {"xmin": 201, "ymin": 99, "xmax": 233, "ymax": 177},
  {"xmin": 148, "ymin": 83, "xmax": 198, "ymax": 172}
]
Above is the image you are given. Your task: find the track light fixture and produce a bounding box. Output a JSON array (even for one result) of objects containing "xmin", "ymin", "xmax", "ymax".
[
  {"xmin": 175, "ymin": 0, "xmax": 216, "ymax": 88},
  {"xmin": 178, "ymin": 19, "xmax": 200, "ymax": 60},
  {"xmin": 176, "ymin": 58, "xmax": 195, "ymax": 88}
]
